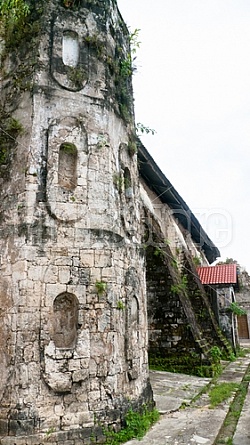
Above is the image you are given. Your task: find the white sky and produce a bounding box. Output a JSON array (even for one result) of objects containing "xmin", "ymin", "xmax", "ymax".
[{"xmin": 118, "ymin": 0, "xmax": 250, "ymax": 271}]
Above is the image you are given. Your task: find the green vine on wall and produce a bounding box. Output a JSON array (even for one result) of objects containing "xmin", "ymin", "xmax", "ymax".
[
  {"xmin": 192, "ymin": 256, "xmax": 202, "ymax": 266},
  {"xmin": 0, "ymin": 1, "xmax": 43, "ymax": 176},
  {"xmin": 0, "ymin": 0, "xmax": 44, "ymax": 53},
  {"xmin": 0, "ymin": 114, "xmax": 24, "ymax": 174},
  {"xmin": 171, "ymin": 274, "xmax": 188, "ymax": 295},
  {"xmin": 84, "ymin": 33, "xmax": 105, "ymax": 60},
  {"xmin": 66, "ymin": 66, "xmax": 87, "ymax": 88},
  {"xmin": 0, "ymin": 0, "xmax": 30, "ymax": 28},
  {"xmin": 95, "ymin": 281, "xmax": 107, "ymax": 295},
  {"xmin": 60, "ymin": 142, "xmax": 77, "ymax": 155}
]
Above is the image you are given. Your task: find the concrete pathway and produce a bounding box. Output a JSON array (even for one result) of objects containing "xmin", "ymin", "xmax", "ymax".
[
  {"xmin": 149, "ymin": 370, "xmax": 210, "ymax": 414},
  {"xmin": 125, "ymin": 347, "xmax": 250, "ymax": 445},
  {"xmin": 233, "ymin": 385, "xmax": 250, "ymax": 445}
]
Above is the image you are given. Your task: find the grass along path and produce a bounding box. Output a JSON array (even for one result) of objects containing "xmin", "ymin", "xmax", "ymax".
[{"xmin": 214, "ymin": 363, "xmax": 250, "ymax": 444}]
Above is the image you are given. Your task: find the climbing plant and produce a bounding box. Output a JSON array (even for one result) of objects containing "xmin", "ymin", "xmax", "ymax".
[
  {"xmin": 0, "ymin": 0, "xmax": 30, "ymax": 22},
  {"xmin": 0, "ymin": 114, "xmax": 24, "ymax": 172},
  {"xmin": 171, "ymin": 275, "xmax": 188, "ymax": 295},
  {"xmin": 0, "ymin": 0, "xmax": 30, "ymax": 37}
]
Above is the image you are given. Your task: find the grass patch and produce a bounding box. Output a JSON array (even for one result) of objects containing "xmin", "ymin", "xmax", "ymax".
[
  {"xmin": 105, "ymin": 407, "xmax": 160, "ymax": 445},
  {"xmin": 209, "ymin": 382, "xmax": 240, "ymax": 408},
  {"xmin": 236, "ymin": 347, "xmax": 250, "ymax": 357},
  {"xmin": 214, "ymin": 364, "xmax": 250, "ymax": 444}
]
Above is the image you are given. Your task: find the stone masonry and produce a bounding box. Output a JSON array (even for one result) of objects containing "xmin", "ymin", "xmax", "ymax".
[
  {"xmin": 0, "ymin": 0, "xmax": 233, "ymax": 443},
  {"xmin": 0, "ymin": 1, "xmax": 153, "ymax": 443}
]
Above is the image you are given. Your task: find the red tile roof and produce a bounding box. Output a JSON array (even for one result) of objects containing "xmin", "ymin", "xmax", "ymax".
[{"xmin": 197, "ymin": 264, "xmax": 237, "ymax": 285}]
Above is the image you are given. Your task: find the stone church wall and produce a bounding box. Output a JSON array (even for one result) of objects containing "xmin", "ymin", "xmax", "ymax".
[
  {"xmin": 139, "ymin": 179, "xmax": 231, "ymax": 365},
  {"xmin": 140, "ymin": 179, "xmax": 208, "ymax": 266}
]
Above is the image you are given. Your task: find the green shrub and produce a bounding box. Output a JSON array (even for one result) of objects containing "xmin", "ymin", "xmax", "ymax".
[
  {"xmin": 229, "ymin": 302, "xmax": 246, "ymax": 316},
  {"xmin": 105, "ymin": 407, "xmax": 160, "ymax": 445}
]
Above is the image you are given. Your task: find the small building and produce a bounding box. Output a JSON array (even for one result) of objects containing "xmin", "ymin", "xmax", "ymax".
[{"xmin": 198, "ymin": 264, "xmax": 239, "ymax": 350}]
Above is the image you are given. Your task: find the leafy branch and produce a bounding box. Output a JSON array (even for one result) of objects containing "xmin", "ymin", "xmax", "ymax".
[
  {"xmin": 229, "ymin": 302, "xmax": 246, "ymax": 316},
  {"xmin": 136, "ymin": 123, "xmax": 156, "ymax": 136},
  {"xmin": 129, "ymin": 28, "xmax": 141, "ymax": 54}
]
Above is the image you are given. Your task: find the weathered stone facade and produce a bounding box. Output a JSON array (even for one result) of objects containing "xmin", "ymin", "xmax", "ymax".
[
  {"xmin": 204, "ymin": 285, "xmax": 238, "ymax": 349},
  {"xmin": 0, "ymin": 0, "xmax": 235, "ymax": 442},
  {"xmin": 137, "ymin": 153, "xmax": 233, "ymax": 365},
  {"xmin": 0, "ymin": 1, "xmax": 153, "ymax": 443},
  {"xmin": 237, "ymin": 269, "xmax": 250, "ymax": 339}
]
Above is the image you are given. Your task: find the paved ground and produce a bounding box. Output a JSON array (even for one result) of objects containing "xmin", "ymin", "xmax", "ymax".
[
  {"xmin": 149, "ymin": 370, "xmax": 210, "ymax": 414},
  {"xmin": 125, "ymin": 342, "xmax": 250, "ymax": 445},
  {"xmin": 233, "ymin": 385, "xmax": 250, "ymax": 445}
]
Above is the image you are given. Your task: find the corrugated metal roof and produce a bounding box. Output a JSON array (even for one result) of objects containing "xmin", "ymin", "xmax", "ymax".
[{"xmin": 197, "ymin": 264, "xmax": 237, "ymax": 285}]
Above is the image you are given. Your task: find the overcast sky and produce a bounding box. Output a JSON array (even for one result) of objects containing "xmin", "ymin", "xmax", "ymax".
[{"xmin": 118, "ymin": 0, "xmax": 250, "ymax": 272}]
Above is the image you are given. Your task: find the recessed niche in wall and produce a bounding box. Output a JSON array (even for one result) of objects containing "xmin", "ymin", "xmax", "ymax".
[
  {"xmin": 53, "ymin": 292, "xmax": 78, "ymax": 348},
  {"xmin": 124, "ymin": 167, "xmax": 133, "ymax": 199},
  {"xmin": 131, "ymin": 296, "xmax": 139, "ymax": 326},
  {"xmin": 51, "ymin": 21, "xmax": 88, "ymax": 91},
  {"xmin": 62, "ymin": 31, "xmax": 79, "ymax": 67},
  {"xmin": 128, "ymin": 296, "xmax": 140, "ymax": 351},
  {"xmin": 58, "ymin": 142, "xmax": 77, "ymax": 190}
]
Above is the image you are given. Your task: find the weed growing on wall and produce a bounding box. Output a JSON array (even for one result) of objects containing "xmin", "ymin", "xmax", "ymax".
[
  {"xmin": 149, "ymin": 353, "xmax": 207, "ymax": 377},
  {"xmin": 192, "ymin": 256, "xmax": 202, "ymax": 266},
  {"xmin": 60, "ymin": 142, "xmax": 77, "ymax": 155},
  {"xmin": 171, "ymin": 274, "xmax": 188, "ymax": 295},
  {"xmin": 0, "ymin": 0, "xmax": 30, "ymax": 37},
  {"xmin": 127, "ymin": 141, "xmax": 137, "ymax": 157},
  {"xmin": 0, "ymin": 115, "xmax": 24, "ymax": 173},
  {"xmin": 113, "ymin": 173, "xmax": 123, "ymax": 192},
  {"xmin": 67, "ymin": 66, "xmax": 87, "ymax": 88},
  {"xmin": 116, "ymin": 300, "xmax": 125, "ymax": 310},
  {"xmin": 95, "ymin": 281, "xmax": 107, "ymax": 295},
  {"xmin": 104, "ymin": 407, "xmax": 160, "ymax": 445}
]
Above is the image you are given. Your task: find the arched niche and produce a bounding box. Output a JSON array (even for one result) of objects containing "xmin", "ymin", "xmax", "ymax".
[
  {"xmin": 124, "ymin": 167, "xmax": 132, "ymax": 199},
  {"xmin": 51, "ymin": 19, "xmax": 89, "ymax": 91},
  {"xmin": 125, "ymin": 295, "xmax": 140, "ymax": 364},
  {"xmin": 131, "ymin": 296, "xmax": 139, "ymax": 327},
  {"xmin": 53, "ymin": 292, "xmax": 78, "ymax": 348},
  {"xmin": 58, "ymin": 142, "xmax": 77, "ymax": 190},
  {"xmin": 62, "ymin": 31, "xmax": 79, "ymax": 67}
]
